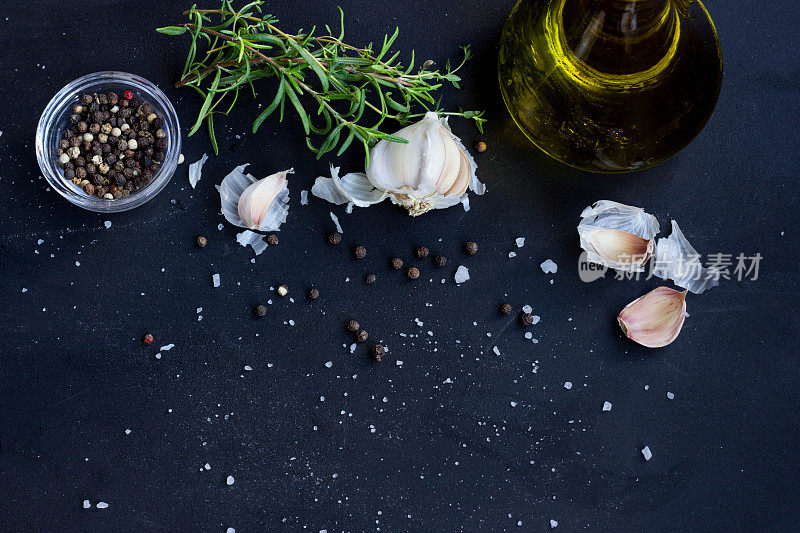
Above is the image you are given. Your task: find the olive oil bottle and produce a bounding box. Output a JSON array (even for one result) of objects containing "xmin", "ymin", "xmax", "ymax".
[{"xmin": 498, "ymin": 0, "xmax": 722, "ymax": 172}]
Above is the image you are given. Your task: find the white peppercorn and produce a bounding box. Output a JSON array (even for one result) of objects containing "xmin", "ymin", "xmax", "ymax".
[
  {"xmin": 120, "ymin": 124, "xmax": 130, "ymax": 131},
  {"xmin": 103, "ymin": 193, "xmax": 114, "ymax": 199},
  {"xmin": 83, "ymin": 133, "xmax": 94, "ymax": 142},
  {"xmin": 127, "ymin": 139, "xmax": 138, "ymax": 150},
  {"xmin": 155, "ymin": 129, "xmax": 166, "ymax": 139},
  {"xmin": 178, "ymin": 153, "xmax": 185, "ymax": 165},
  {"xmin": 98, "ymin": 133, "xmax": 108, "ymax": 143},
  {"xmin": 67, "ymin": 146, "xmax": 80, "ymax": 159},
  {"xmin": 59, "ymin": 153, "xmax": 70, "ymax": 165},
  {"xmin": 98, "ymin": 163, "xmax": 110, "ymax": 175},
  {"xmin": 111, "ymin": 127, "xmax": 122, "ymax": 137},
  {"xmin": 146, "ymin": 113, "xmax": 157, "ymax": 123},
  {"xmin": 110, "ymin": 105, "xmax": 119, "ymax": 113},
  {"xmin": 91, "ymin": 154, "xmax": 102, "ymax": 165}
]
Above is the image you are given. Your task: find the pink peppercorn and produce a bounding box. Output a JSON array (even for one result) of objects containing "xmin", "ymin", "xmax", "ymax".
[{"xmin": 123, "ymin": 90, "xmax": 133, "ymax": 100}]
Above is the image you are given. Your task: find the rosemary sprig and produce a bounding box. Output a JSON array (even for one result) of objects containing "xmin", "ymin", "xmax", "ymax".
[{"xmin": 158, "ymin": 1, "xmax": 486, "ymax": 159}]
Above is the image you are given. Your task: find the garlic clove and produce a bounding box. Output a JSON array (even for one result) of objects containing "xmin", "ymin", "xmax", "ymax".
[
  {"xmin": 585, "ymin": 228, "xmax": 654, "ymax": 268},
  {"xmin": 578, "ymin": 200, "xmax": 659, "ymax": 271},
  {"xmin": 617, "ymin": 286, "xmax": 687, "ymax": 348},
  {"xmin": 652, "ymin": 220, "xmax": 719, "ymax": 294},
  {"xmin": 216, "ymin": 164, "xmax": 291, "ymax": 231}
]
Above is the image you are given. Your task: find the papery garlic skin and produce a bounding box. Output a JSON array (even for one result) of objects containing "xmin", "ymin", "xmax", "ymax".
[
  {"xmin": 618, "ymin": 286, "xmax": 687, "ymax": 348},
  {"xmin": 311, "ymin": 112, "xmax": 485, "ymax": 216},
  {"xmin": 216, "ymin": 164, "xmax": 291, "ymax": 231},
  {"xmin": 578, "ymin": 200, "xmax": 660, "ymax": 271},
  {"xmin": 652, "ymin": 220, "xmax": 719, "ymax": 294}
]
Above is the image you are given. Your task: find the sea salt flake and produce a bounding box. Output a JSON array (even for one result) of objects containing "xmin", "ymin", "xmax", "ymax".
[
  {"xmin": 396, "ymin": 360, "xmax": 403, "ymax": 366},
  {"xmin": 508, "ymin": 251, "xmax": 517, "ymax": 258},
  {"xmin": 96, "ymin": 502, "xmax": 109, "ymax": 509},
  {"xmin": 510, "ymin": 401, "xmax": 517, "ymax": 407},
  {"xmin": 550, "ymin": 519, "xmax": 558, "ymax": 528},
  {"xmin": 515, "ymin": 237, "xmax": 525, "ymax": 248},
  {"xmin": 125, "ymin": 429, "xmax": 131, "ymax": 435},
  {"xmin": 667, "ymin": 391, "xmax": 675, "ymax": 400},
  {"xmin": 82, "ymin": 500, "xmax": 90, "ymax": 509},
  {"xmin": 244, "ymin": 365, "xmax": 252, "ymax": 371},
  {"xmin": 642, "ymin": 446, "xmax": 652, "ymax": 461},
  {"xmin": 492, "ymin": 346, "xmax": 500, "ymax": 356},
  {"xmin": 160, "ymin": 344, "xmax": 175, "ymax": 351},
  {"xmin": 602, "ymin": 401, "xmax": 612, "ymax": 411},
  {"xmin": 531, "ymin": 315, "xmax": 540, "ymax": 325},
  {"xmin": 227, "ymin": 528, "xmax": 236, "ymax": 533},
  {"xmin": 564, "ymin": 381, "xmax": 572, "ymax": 389},
  {"xmin": 540, "ymin": 259, "xmax": 558, "ymax": 274},
  {"xmin": 226, "ymin": 475, "xmax": 235, "ymax": 485},
  {"xmin": 325, "ymin": 361, "xmax": 333, "ymax": 368},
  {"xmin": 104, "ymin": 221, "xmax": 112, "ymax": 228},
  {"xmin": 204, "ymin": 463, "xmax": 211, "ymax": 470},
  {"xmin": 524, "ymin": 332, "xmax": 532, "ymax": 339},
  {"xmin": 212, "ymin": 273, "xmax": 221, "ymax": 287},
  {"xmin": 522, "ymin": 304, "xmax": 532, "ymax": 314},
  {"xmin": 454, "ymin": 265, "xmax": 470, "ymax": 284},
  {"xmin": 300, "ymin": 189, "xmax": 309, "ymax": 205}
]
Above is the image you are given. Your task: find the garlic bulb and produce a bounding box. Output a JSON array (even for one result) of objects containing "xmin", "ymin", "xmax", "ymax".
[
  {"xmin": 652, "ymin": 220, "xmax": 719, "ymax": 294},
  {"xmin": 578, "ymin": 200, "xmax": 659, "ymax": 271},
  {"xmin": 617, "ymin": 286, "xmax": 687, "ymax": 348},
  {"xmin": 312, "ymin": 112, "xmax": 485, "ymax": 216},
  {"xmin": 215, "ymin": 164, "xmax": 291, "ymax": 231}
]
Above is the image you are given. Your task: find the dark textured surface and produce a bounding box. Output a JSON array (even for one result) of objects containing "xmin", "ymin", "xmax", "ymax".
[{"xmin": 0, "ymin": 1, "xmax": 798, "ymax": 531}]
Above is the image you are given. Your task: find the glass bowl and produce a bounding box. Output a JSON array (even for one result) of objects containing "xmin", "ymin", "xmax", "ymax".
[{"xmin": 36, "ymin": 71, "xmax": 181, "ymax": 213}]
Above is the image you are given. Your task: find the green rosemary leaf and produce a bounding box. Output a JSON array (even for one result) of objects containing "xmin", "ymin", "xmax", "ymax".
[
  {"xmin": 283, "ymin": 80, "xmax": 310, "ymax": 134},
  {"xmin": 337, "ymin": 129, "xmax": 356, "ymax": 156},
  {"xmin": 285, "ymin": 33, "xmax": 329, "ymax": 93},
  {"xmin": 252, "ymin": 75, "xmax": 285, "ymax": 132},
  {"xmin": 157, "ymin": 26, "xmax": 187, "ymax": 35}
]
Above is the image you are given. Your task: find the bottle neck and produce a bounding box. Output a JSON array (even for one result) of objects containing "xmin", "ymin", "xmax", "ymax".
[{"xmin": 560, "ymin": 0, "xmax": 678, "ymax": 74}]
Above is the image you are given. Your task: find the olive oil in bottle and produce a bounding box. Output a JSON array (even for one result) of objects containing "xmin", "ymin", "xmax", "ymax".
[{"xmin": 498, "ymin": 0, "xmax": 723, "ymax": 172}]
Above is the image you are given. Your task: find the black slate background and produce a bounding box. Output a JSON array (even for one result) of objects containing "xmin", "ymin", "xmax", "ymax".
[{"xmin": 0, "ymin": 1, "xmax": 798, "ymax": 531}]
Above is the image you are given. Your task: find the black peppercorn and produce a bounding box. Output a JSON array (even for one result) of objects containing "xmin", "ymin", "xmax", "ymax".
[
  {"xmin": 433, "ymin": 255, "xmax": 447, "ymax": 267},
  {"xmin": 307, "ymin": 288, "xmax": 319, "ymax": 300},
  {"xmin": 407, "ymin": 267, "xmax": 420, "ymax": 279},
  {"xmin": 464, "ymin": 241, "xmax": 478, "ymax": 255},
  {"xmin": 391, "ymin": 257, "xmax": 403, "ymax": 270},
  {"xmin": 254, "ymin": 305, "xmax": 267, "ymax": 317},
  {"xmin": 520, "ymin": 312, "xmax": 534, "ymax": 326},
  {"xmin": 77, "ymin": 121, "xmax": 88, "ymax": 133},
  {"xmin": 356, "ymin": 330, "xmax": 368, "ymax": 342},
  {"xmin": 83, "ymin": 182, "xmax": 95, "ymax": 195},
  {"xmin": 416, "ymin": 246, "xmax": 429, "ymax": 258},
  {"xmin": 62, "ymin": 129, "xmax": 74, "ymax": 140},
  {"xmin": 75, "ymin": 167, "xmax": 87, "ymax": 180},
  {"xmin": 365, "ymin": 273, "xmax": 376, "ymax": 284},
  {"xmin": 74, "ymin": 156, "xmax": 85, "ymax": 167},
  {"xmin": 267, "ymin": 234, "xmax": 278, "ymax": 245},
  {"xmin": 80, "ymin": 94, "xmax": 92, "ymax": 106},
  {"xmin": 196, "ymin": 236, "xmax": 207, "ymax": 248},
  {"xmin": 500, "ymin": 303, "xmax": 513, "ymax": 315},
  {"xmin": 327, "ymin": 232, "xmax": 341, "ymax": 245},
  {"xmin": 64, "ymin": 168, "xmax": 75, "ymax": 181},
  {"xmin": 371, "ymin": 344, "xmax": 386, "ymax": 361},
  {"xmin": 354, "ymin": 245, "xmax": 367, "ymax": 259},
  {"xmin": 347, "ymin": 319, "xmax": 360, "ymax": 332}
]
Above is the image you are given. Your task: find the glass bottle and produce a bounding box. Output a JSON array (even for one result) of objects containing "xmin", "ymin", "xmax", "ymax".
[{"xmin": 497, "ymin": 0, "xmax": 723, "ymax": 173}]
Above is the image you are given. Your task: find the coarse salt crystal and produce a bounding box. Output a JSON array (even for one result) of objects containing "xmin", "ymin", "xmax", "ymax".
[
  {"xmin": 96, "ymin": 502, "xmax": 109, "ymax": 509},
  {"xmin": 329, "ymin": 212, "xmax": 343, "ymax": 233},
  {"xmin": 104, "ymin": 221, "xmax": 112, "ymax": 229},
  {"xmin": 508, "ymin": 251, "xmax": 517, "ymax": 258},
  {"xmin": 454, "ymin": 265, "xmax": 470, "ymax": 284},
  {"xmin": 226, "ymin": 475, "xmax": 235, "ymax": 485},
  {"xmin": 125, "ymin": 429, "xmax": 131, "ymax": 435},
  {"xmin": 82, "ymin": 500, "xmax": 90, "ymax": 509},
  {"xmin": 396, "ymin": 360, "xmax": 403, "ymax": 366},
  {"xmin": 160, "ymin": 344, "xmax": 175, "ymax": 351},
  {"xmin": 300, "ymin": 189, "xmax": 308, "ymax": 205},
  {"xmin": 510, "ymin": 401, "xmax": 517, "ymax": 407},
  {"xmin": 667, "ymin": 391, "xmax": 675, "ymax": 400},
  {"xmin": 642, "ymin": 446, "xmax": 652, "ymax": 461},
  {"xmin": 564, "ymin": 381, "xmax": 572, "ymax": 390},
  {"xmin": 516, "ymin": 237, "xmax": 525, "ymax": 248},
  {"xmin": 522, "ymin": 304, "xmax": 532, "ymax": 314},
  {"xmin": 212, "ymin": 273, "xmax": 221, "ymax": 287},
  {"xmin": 531, "ymin": 315, "xmax": 540, "ymax": 325},
  {"xmin": 325, "ymin": 361, "xmax": 333, "ymax": 368},
  {"xmin": 550, "ymin": 519, "xmax": 558, "ymax": 528},
  {"xmin": 492, "ymin": 346, "xmax": 500, "ymax": 356},
  {"xmin": 204, "ymin": 463, "xmax": 211, "ymax": 470},
  {"xmin": 540, "ymin": 259, "xmax": 558, "ymax": 274},
  {"xmin": 602, "ymin": 401, "xmax": 612, "ymax": 411},
  {"xmin": 226, "ymin": 528, "xmax": 236, "ymax": 533}
]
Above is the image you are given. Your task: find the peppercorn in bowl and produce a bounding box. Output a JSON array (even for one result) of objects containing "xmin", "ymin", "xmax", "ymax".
[{"xmin": 36, "ymin": 72, "xmax": 180, "ymax": 212}]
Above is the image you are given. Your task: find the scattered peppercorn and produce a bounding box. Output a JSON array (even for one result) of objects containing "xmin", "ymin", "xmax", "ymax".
[
  {"xmin": 254, "ymin": 305, "xmax": 267, "ymax": 317},
  {"xmin": 476, "ymin": 141, "xmax": 487, "ymax": 153},
  {"xmin": 196, "ymin": 236, "xmax": 207, "ymax": 248},
  {"xmin": 143, "ymin": 333, "xmax": 154, "ymax": 344},
  {"xmin": 407, "ymin": 266, "xmax": 420, "ymax": 279},
  {"xmin": 500, "ymin": 303, "xmax": 513, "ymax": 315},
  {"xmin": 327, "ymin": 232, "xmax": 342, "ymax": 245},
  {"xmin": 365, "ymin": 273, "xmax": 376, "ymax": 284},
  {"xmin": 347, "ymin": 319, "xmax": 360, "ymax": 332},
  {"xmin": 307, "ymin": 288, "xmax": 319, "ymax": 300},
  {"xmin": 520, "ymin": 312, "xmax": 534, "ymax": 326},
  {"xmin": 356, "ymin": 330, "xmax": 368, "ymax": 342},
  {"xmin": 391, "ymin": 257, "xmax": 404, "ymax": 270},
  {"xmin": 371, "ymin": 344, "xmax": 386, "ymax": 361},
  {"xmin": 415, "ymin": 246, "xmax": 429, "ymax": 258},
  {"xmin": 433, "ymin": 255, "xmax": 447, "ymax": 267},
  {"xmin": 267, "ymin": 234, "xmax": 279, "ymax": 245},
  {"xmin": 353, "ymin": 245, "xmax": 367, "ymax": 259},
  {"xmin": 464, "ymin": 241, "xmax": 478, "ymax": 255},
  {"xmin": 123, "ymin": 90, "xmax": 133, "ymax": 100},
  {"xmin": 277, "ymin": 285, "xmax": 289, "ymax": 297}
]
